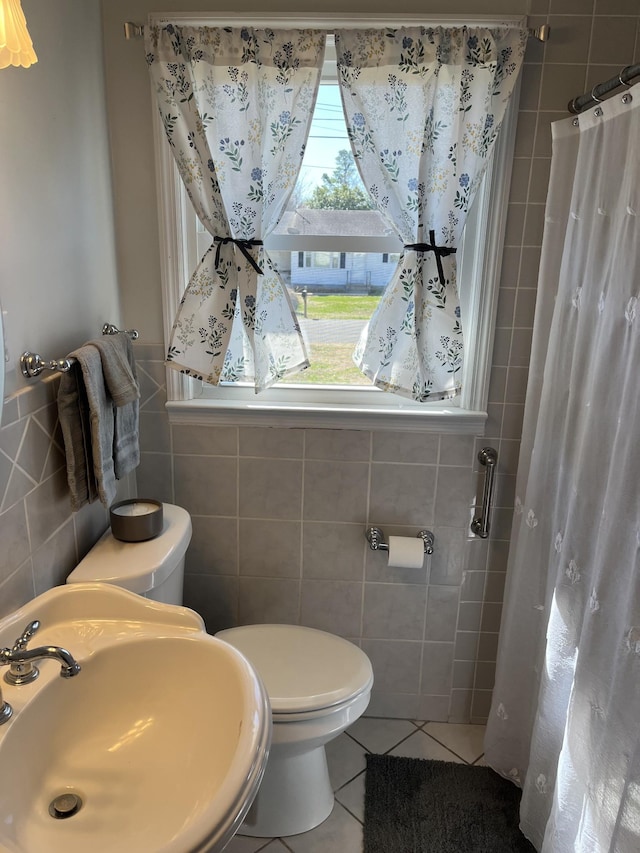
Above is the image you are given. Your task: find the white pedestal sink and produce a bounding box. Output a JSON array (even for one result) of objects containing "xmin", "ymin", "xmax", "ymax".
[{"xmin": 0, "ymin": 584, "xmax": 271, "ymax": 853}]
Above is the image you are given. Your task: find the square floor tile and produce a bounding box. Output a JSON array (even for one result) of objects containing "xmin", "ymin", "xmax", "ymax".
[
  {"xmin": 225, "ymin": 833, "xmax": 276, "ymax": 852},
  {"xmin": 390, "ymin": 729, "xmax": 465, "ymax": 762},
  {"xmin": 422, "ymin": 722, "xmax": 486, "ymax": 763},
  {"xmin": 326, "ymin": 732, "xmax": 367, "ymax": 790},
  {"xmin": 335, "ymin": 772, "xmax": 366, "ymax": 823},
  {"xmin": 284, "ymin": 803, "xmax": 363, "ymax": 853},
  {"xmin": 346, "ymin": 716, "xmax": 419, "ymax": 754}
]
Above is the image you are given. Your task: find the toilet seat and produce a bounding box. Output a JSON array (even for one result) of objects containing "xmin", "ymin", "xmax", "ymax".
[{"xmin": 216, "ymin": 624, "xmax": 373, "ymax": 715}]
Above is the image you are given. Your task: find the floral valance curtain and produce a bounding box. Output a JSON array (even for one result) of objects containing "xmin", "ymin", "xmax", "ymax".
[
  {"xmin": 145, "ymin": 26, "xmax": 326, "ymax": 391},
  {"xmin": 336, "ymin": 26, "xmax": 527, "ymax": 400}
]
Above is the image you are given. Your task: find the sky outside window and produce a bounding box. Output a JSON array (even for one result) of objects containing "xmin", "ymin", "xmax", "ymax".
[{"xmin": 300, "ymin": 84, "xmax": 349, "ymax": 193}]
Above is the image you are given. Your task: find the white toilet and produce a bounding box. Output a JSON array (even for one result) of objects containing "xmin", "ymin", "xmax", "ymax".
[
  {"xmin": 66, "ymin": 503, "xmax": 192, "ymax": 602},
  {"xmin": 216, "ymin": 623, "xmax": 373, "ymax": 838},
  {"xmin": 65, "ymin": 502, "xmax": 374, "ymax": 839}
]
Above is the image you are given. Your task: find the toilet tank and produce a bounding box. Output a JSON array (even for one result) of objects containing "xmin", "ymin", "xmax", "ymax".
[{"xmin": 66, "ymin": 503, "xmax": 192, "ymax": 605}]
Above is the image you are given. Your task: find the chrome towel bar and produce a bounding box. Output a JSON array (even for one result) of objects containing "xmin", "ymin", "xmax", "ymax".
[
  {"xmin": 20, "ymin": 325, "xmax": 139, "ymax": 379},
  {"xmin": 471, "ymin": 446, "xmax": 498, "ymax": 539}
]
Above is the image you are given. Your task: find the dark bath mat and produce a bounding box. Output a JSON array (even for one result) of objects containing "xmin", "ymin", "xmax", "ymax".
[{"xmin": 363, "ymin": 754, "xmax": 536, "ymax": 853}]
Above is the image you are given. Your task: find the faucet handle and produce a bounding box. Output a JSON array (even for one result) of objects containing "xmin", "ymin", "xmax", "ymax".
[
  {"xmin": 12, "ymin": 620, "xmax": 40, "ymax": 652},
  {"xmin": 4, "ymin": 621, "xmax": 41, "ymax": 685}
]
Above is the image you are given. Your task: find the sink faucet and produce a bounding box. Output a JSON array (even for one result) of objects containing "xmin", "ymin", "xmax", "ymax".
[
  {"xmin": 0, "ymin": 620, "xmax": 81, "ymax": 685},
  {"xmin": 0, "ymin": 683, "xmax": 11, "ymax": 725}
]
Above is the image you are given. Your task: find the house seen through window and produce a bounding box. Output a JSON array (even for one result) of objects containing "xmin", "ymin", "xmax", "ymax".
[{"xmin": 193, "ymin": 78, "xmax": 404, "ymax": 387}]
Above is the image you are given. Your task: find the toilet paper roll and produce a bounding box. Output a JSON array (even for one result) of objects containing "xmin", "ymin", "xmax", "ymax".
[{"xmin": 387, "ymin": 536, "xmax": 425, "ymax": 569}]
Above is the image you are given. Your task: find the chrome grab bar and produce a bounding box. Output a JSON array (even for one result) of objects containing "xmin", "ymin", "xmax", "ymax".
[{"xmin": 471, "ymin": 447, "xmax": 498, "ymax": 539}]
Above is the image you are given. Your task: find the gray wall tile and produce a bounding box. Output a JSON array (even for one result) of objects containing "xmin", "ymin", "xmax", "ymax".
[
  {"xmin": 363, "ymin": 583, "xmax": 427, "ymax": 640},
  {"xmin": 139, "ymin": 410, "xmax": 170, "ymax": 452},
  {"xmin": 239, "ymin": 519, "xmax": 301, "ymax": 577},
  {"xmin": 361, "ymin": 639, "xmax": 422, "ymax": 694},
  {"xmin": 238, "ymin": 577, "xmax": 301, "ymax": 625},
  {"xmin": 184, "ymin": 574, "xmax": 238, "ymax": 633},
  {"xmin": 25, "ymin": 468, "xmax": 73, "ymax": 551},
  {"xmin": 429, "ymin": 527, "xmax": 466, "ymax": 586},
  {"xmin": 137, "ymin": 451, "xmax": 173, "ymax": 503},
  {"xmin": 417, "ymin": 694, "xmax": 450, "ymax": 722},
  {"xmin": 305, "ymin": 428, "xmax": 370, "ymax": 461},
  {"xmin": 425, "ymin": 586, "xmax": 460, "ymax": 641},
  {"xmin": 421, "ymin": 642, "xmax": 454, "ymax": 695},
  {"xmin": 304, "ymin": 460, "xmax": 368, "ymax": 522},
  {"xmin": 300, "ymin": 579, "xmax": 363, "ymax": 636},
  {"xmin": 33, "ymin": 519, "xmax": 77, "ymax": 593},
  {"xmin": 0, "ymin": 563, "xmax": 35, "ymax": 618},
  {"xmin": 239, "ymin": 458, "xmax": 302, "ymax": 519},
  {"xmin": 434, "ymin": 467, "xmax": 474, "ymax": 527},
  {"xmin": 187, "ymin": 515, "xmax": 237, "ymax": 576},
  {"xmin": 173, "ymin": 424, "xmax": 237, "ymax": 456},
  {"xmin": 369, "ymin": 464, "xmax": 436, "ymax": 526},
  {"xmin": 372, "ymin": 431, "xmax": 439, "ymax": 464},
  {"xmin": 175, "ymin": 455, "xmax": 237, "ymax": 516},
  {"xmin": 239, "ymin": 426, "xmax": 303, "ymax": 458},
  {"xmin": 303, "ymin": 522, "xmax": 365, "ymax": 580},
  {"xmin": 0, "ymin": 500, "xmax": 30, "ymax": 583}
]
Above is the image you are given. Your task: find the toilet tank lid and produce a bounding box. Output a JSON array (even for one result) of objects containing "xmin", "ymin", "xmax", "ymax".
[
  {"xmin": 216, "ymin": 624, "xmax": 373, "ymax": 714},
  {"xmin": 67, "ymin": 504, "xmax": 192, "ymax": 594}
]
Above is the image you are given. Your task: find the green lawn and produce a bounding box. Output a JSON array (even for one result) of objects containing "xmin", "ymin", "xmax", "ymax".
[
  {"xmin": 281, "ymin": 292, "xmax": 380, "ymax": 385},
  {"xmin": 280, "ymin": 343, "xmax": 370, "ymax": 386},
  {"xmin": 295, "ymin": 293, "xmax": 380, "ymax": 320}
]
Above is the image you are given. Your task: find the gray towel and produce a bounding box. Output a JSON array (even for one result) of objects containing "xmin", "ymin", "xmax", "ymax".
[
  {"xmin": 57, "ymin": 360, "xmax": 98, "ymax": 511},
  {"xmin": 91, "ymin": 333, "xmax": 139, "ymax": 406},
  {"xmin": 57, "ymin": 345, "xmax": 116, "ymax": 510},
  {"xmin": 92, "ymin": 333, "xmax": 140, "ymax": 478}
]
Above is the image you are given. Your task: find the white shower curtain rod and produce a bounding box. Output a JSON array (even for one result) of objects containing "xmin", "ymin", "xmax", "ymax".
[
  {"xmin": 569, "ymin": 63, "xmax": 640, "ymax": 114},
  {"xmin": 123, "ymin": 20, "xmax": 550, "ymax": 41}
]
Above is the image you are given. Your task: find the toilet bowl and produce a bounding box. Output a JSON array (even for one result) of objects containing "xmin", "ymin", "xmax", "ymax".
[{"xmin": 216, "ymin": 623, "xmax": 374, "ymax": 838}]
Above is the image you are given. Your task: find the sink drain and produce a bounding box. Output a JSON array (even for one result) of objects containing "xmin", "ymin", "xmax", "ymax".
[{"xmin": 49, "ymin": 793, "xmax": 82, "ymax": 819}]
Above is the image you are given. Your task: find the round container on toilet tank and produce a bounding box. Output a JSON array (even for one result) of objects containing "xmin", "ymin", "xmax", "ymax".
[{"xmin": 109, "ymin": 499, "xmax": 163, "ymax": 542}]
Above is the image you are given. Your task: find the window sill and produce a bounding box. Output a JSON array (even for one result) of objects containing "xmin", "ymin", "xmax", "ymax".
[{"xmin": 166, "ymin": 398, "xmax": 487, "ymax": 433}]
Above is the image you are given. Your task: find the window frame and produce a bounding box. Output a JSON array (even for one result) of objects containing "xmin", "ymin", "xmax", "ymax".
[{"xmin": 150, "ymin": 12, "xmax": 523, "ymax": 434}]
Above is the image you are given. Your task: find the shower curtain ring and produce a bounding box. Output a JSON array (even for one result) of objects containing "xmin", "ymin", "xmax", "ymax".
[
  {"xmin": 590, "ymin": 86, "xmax": 602, "ymax": 104},
  {"xmin": 618, "ymin": 66, "xmax": 632, "ymax": 87}
]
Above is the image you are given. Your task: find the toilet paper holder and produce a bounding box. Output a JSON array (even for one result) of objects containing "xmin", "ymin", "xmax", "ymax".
[{"xmin": 366, "ymin": 527, "xmax": 434, "ymax": 555}]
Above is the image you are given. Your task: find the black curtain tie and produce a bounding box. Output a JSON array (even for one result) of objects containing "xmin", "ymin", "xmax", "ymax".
[
  {"xmin": 214, "ymin": 236, "xmax": 264, "ymax": 275},
  {"xmin": 404, "ymin": 230, "xmax": 456, "ymax": 287}
]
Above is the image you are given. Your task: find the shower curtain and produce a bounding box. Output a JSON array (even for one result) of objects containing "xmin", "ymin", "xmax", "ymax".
[{"xmin": 484, "ymin": 85, "xmax": 640, "ymax": 852}]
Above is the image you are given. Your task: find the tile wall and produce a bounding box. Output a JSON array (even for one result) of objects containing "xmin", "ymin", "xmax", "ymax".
[
  {"xmin": 135, "ymin": 343, "xmax": 514, "ymax": 723},
  {"xmin": 0, "ymin": 379, "xmax": 133, "ymax": 619},
  {"xmin": 134, "ymin": 0, "xmax": 640, "ymax": 724}
]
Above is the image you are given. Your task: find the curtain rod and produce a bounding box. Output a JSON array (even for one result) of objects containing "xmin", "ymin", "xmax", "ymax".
[
  {"xmin": 569, "ymin": 64, "xmax": 640, "ymax": 114},
  {"xmin": 124, "ymin": 21, "xmax": 550, "ymax": 41}
]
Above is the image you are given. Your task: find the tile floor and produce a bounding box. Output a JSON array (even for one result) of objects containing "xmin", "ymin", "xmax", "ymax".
[{"xmin": 225, "ymin": 719, "xmax": 487, "ymax": 853}]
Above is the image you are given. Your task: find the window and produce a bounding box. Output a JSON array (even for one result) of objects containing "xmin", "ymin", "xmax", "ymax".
[{"xmin": 152, "ymin": 14, "xmax": 521, "ymax": 432}]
